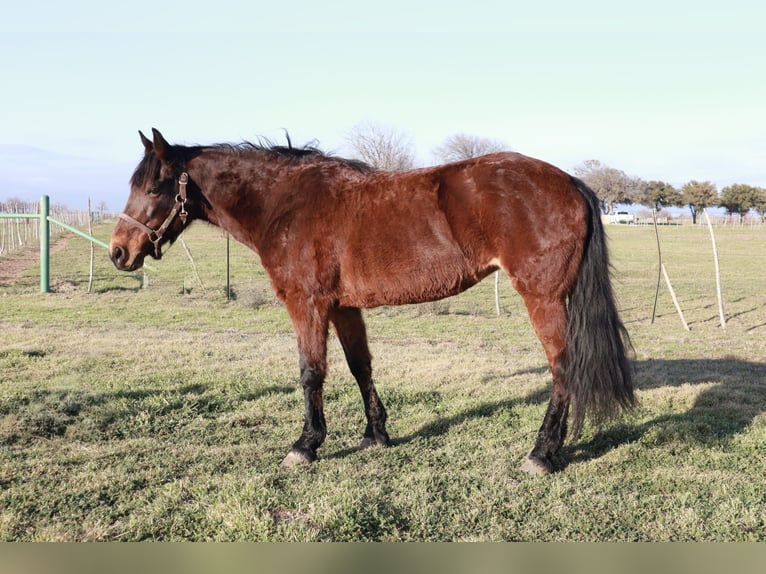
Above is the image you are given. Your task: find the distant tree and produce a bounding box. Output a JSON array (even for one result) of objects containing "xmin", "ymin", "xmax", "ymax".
[
  {"xmin": 719, "ymin": 183, "xmax": 759, "ymax": 222},
  {"xmin": 751, "ymin": 187, "xmax": 766, "ymax": 222},
  {"xmin": 2, "ymin": 197, "xmax": 25, "ymax": 210},
  {"xmin": 573, "ymin": 160, "xmax": 641, "ymax": 214},
  {"xmin": 432, "ymin": 133, "xmax": 508, "ymax": 163},
  {"xmin": 345, "ymin": 122, "xmax": 415, "ymax": 171},
  {"xmin": 96, "ymin": 200, "xmax": 109, "ymax": 213},
  {"xmin": 679, "ymin": 180, "xmax": 717, "ymax": 224},
  {"xmin": 641, "ymin": 180, "xmax": 681, "ymax": 212}
]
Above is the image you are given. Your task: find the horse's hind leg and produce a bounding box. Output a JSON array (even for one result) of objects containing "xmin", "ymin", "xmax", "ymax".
[
  {"xmin": 330, "ymin": 307, "xmax": 390, "ymax": 449},
  {"xmin": 518, "ymin": 294, "xmax": 570, "ymax": 475}
]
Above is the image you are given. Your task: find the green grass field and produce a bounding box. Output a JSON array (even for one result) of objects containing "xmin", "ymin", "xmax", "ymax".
[{"xmin": 1, "ymin": 221, "xmax": 764, "ymax": 540}]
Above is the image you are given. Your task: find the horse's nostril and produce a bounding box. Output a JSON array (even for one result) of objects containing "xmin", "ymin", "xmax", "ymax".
[{"xmin": 111, "ymin": 246, "xmax": 124, "ymax": 265}]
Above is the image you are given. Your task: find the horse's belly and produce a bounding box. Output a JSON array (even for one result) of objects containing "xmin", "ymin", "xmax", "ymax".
[{"xmin": 337, "ymin": 236, "xmax": 490, "ymax": 308}]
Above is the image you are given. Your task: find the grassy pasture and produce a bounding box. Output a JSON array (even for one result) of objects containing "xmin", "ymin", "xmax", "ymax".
[{"xmin": 0, "ymin": 221, "xmax": 765, "ymax": 541}]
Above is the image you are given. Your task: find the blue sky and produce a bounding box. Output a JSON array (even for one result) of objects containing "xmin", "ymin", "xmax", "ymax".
[{"xmin": 1, "ymin": 0, "xmax": 764, "ymax": 209}]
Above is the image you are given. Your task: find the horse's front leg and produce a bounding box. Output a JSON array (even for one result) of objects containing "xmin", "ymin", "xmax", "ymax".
[{"xmin": 281, "ymin": 301, "xmax": 330, "ymax": 468}]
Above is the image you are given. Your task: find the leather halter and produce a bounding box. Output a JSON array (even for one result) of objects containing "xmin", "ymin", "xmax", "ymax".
[{"xmin": 118, "ymin": 172, "xmax": 189, "ymax": 258}]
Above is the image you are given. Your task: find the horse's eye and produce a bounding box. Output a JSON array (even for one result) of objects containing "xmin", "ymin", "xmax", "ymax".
[{"xmin": 146, "ymin": 185, "xmax": 160, "ymax": 196}]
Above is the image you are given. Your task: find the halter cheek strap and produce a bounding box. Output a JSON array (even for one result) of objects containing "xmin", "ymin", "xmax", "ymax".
[{"xmin": 118, "ymin": 172, "xmax": 189, "ymax": 258}]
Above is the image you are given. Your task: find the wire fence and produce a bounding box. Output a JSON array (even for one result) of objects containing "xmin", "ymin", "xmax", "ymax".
[{"xmin": 0, "ymin": 199, "xmax": 109, "ymax": 256}]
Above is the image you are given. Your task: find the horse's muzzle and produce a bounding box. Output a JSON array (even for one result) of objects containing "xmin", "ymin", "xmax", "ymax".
[{"xmin": 110, "ymin": 245, "xmax": 144, "ymax": 272}]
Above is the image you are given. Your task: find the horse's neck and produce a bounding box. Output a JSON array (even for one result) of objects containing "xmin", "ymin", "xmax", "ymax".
[{"xmin": 189, "ymin": 151, "xmax": 285, "ymax": 252}]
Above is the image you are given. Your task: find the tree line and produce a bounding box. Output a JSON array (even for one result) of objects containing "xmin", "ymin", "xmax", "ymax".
[
  {"xmin": 344, "ymin": 122, "xmax": 765, "ymax": 223},
  {"xmin": 572, "ymin": 160, "xmax": 766, "ymax": 224}
]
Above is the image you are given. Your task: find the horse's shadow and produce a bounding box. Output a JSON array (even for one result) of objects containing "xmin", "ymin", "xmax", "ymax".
[
  {"xmin": 561, "ymin": 357, "xmax": 766, "ymax": 468},
  {"xmin": 332, "ymin": 358, "xmax": 766, "ymax": 469},
  {"xmin": 392, "ymin": 385, "xmax": 552, "ymax": 447},
  {"xmin": 12, "ymin": 356, "xmax": 763, "ymax": 470}
]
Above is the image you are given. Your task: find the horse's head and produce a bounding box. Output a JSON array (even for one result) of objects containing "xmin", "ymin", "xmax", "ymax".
[{"xmin": 110, "ymin": 129, "xmax": 193, "ymax": 271}]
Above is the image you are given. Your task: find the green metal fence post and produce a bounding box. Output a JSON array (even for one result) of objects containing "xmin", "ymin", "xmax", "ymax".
[{"xmin": 39, "ymin": 195, "xmax": 50, "ymax": 293}]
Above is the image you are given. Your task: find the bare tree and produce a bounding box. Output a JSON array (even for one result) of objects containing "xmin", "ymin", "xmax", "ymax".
[
  {"xmin": 573, "ymin": 159, "xmax": 642, "ymax": 214},
  {"xmin": 345, "ymin": 122, "xmax": 416, "ymax": 171},
  {"xmin": 433, "ymin": 133, "xmax": 509, "ymax": 163}
]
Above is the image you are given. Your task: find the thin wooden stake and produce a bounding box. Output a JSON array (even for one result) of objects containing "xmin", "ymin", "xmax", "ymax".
[
  {"xmin": 661, "ymin": 263, "xmax": 689, "ymax": 331},
  {"xmin": 87, "ymin": 198, "xmax": 95, "ymax": 293},
  {"xmin": 703, "ymin": 209, "xmax": 726, "ymax": 329},
  {"xmin": 226, "ymin": 232, "xmax": 231, "ymax": 301},
  {"xmin": 494, "ymin": 270, "xmax": 501, "ymax": 316},
  {"xmin": 651, "ymin": 208, "xmax": 662, "ymax": 324},
  {"xmin": 179, "ymin": 235, "xmax": 205, "ymax": 292}
]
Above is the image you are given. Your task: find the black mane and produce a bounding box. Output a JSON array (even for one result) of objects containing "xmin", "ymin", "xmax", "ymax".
[
  {"xmin": 207, "ymin": 139, "xmax": 373, "ymax": 173},
  {"xmin": 130, "ymin": 137, "xmax": 372, "ymax": 187}
]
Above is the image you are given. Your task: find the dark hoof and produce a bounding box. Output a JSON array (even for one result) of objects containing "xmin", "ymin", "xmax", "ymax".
[
  {"xmin": 520, "ymin": 451, "xmax": 554, "ymax": 475},
  {"xmin": 281, "ymin": 448, "xmax": 316, "ymax": 468},
  {"xmin": 359, "ymin": 434, "xmax": 390, "ymax": 450}
]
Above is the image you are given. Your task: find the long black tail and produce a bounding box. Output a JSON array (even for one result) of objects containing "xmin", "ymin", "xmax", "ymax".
[{"xmin": 566, "ymin": 177, "xmax": 636, "ymax": 437}]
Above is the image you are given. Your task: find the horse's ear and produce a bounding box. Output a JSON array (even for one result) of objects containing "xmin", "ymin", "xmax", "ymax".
[
  {"xmin": 152, "ymin": 128, "xmax": 173, "ymax": 164},
  {"xmin": 139, "ymin": 130, "xmax": 153, "ymax": 156}
]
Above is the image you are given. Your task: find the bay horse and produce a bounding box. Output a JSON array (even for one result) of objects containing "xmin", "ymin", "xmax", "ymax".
[{"xmin": 110, "ymin": 128, "xmax": 635, "ymax": 474}]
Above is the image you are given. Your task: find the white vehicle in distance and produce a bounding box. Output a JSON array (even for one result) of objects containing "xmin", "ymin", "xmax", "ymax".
[{"xmin": 609, "ymin": 211, "xmax": 634, "ymax": 224}]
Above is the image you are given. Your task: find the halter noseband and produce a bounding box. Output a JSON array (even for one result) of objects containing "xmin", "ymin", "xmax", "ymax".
[{"xmin": 119, "ymin": 172, "xmax": 189, "ymax": 258}]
